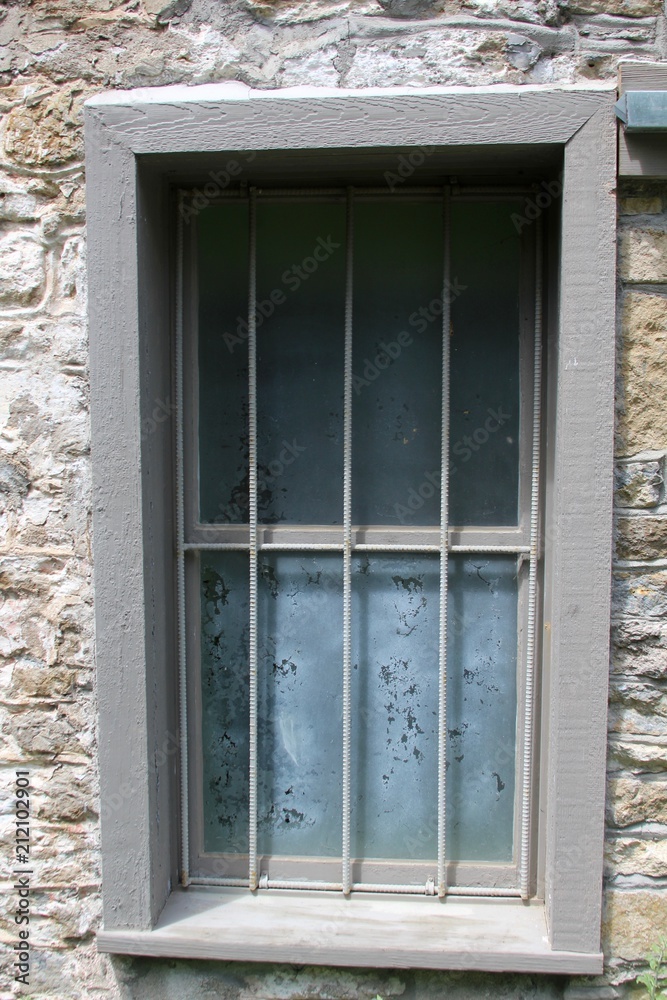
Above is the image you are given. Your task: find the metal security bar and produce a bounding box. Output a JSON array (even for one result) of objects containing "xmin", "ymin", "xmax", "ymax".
[
  {"xmin": 175, "ymin": 191, "xmax": 190, "ymax": 886},
  {"xmin": 519, "ymin": 218, "xmax": 544, "ymax": 900},
  {"xmin": 437, "ymin": 187, "xmax": 451, "ymax": 899},
  {"xmin": 247, "ymin": 188, "xmax": 259, "ymax": 892},
  {"xmin": 179, "ymin": 186, "xmax": 543, "ymax": 899},
  {"xmin": 342, "ymin": 187, "xmax": 354, "ymax": 895}
]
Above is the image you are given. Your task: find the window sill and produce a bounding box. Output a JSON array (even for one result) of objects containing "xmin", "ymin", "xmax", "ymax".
[{"xmin": 97, "ymin": 887, "xmax": 603, "ymax": 973}]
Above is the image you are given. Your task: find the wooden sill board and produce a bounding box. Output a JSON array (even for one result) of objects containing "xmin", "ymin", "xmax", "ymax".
[{"xmin": 97, "ymin": 886, "xmax": 603, "ymax": 973}]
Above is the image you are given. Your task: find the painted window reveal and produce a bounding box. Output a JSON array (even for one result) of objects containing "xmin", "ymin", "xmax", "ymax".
[{"xmin": 187, "ymin": 189, "xmax": 535, "ymax": 893}]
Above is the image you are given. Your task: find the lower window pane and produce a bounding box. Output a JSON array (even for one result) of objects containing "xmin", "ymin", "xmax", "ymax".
[
  {"xmin": 200, "ymin": 551, "xmax": 250, "ymax": 854},
  {"xmin": 446, "ymin": 555, "xmax": 517, "ymax": 862},
  {"xmin": 351, "ymin": 554, "xmax": 440, "ymax": 861},
  {"xmin": 199, "ymin": 552, "xmax": 517, "ymax": 868},
  {"xmin": 257, "ymin": 554, "xmax": 343, "ymax": 858}
]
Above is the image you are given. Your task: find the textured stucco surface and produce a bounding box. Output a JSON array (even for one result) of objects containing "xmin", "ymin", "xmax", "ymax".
[{"xmin": 0, "ymin": 0, "xmax": 666, "ymax": 997}]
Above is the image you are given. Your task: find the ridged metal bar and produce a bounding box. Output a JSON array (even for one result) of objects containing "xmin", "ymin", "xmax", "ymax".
[
  {"xmin": 450, "ymin": 544, "xmax": 530, "ymax": 554},
  {"xmin": 437, "ymin": 186, "xmax": 452, "ymax": 899},
  {"xmin": 519, "ymin": 217, "xmax": 544, "ymax": 901},
  {"xmin": 247, "ymin": 188, "xmax": 259, "ymax": 892},
  {"xmin": 342, "ymin": 186, "xmax": 354, "ymax": 896},
  {"xmin": 175, "ymin": 191, "xmax": 190, "ymax": 887},
  {"xmin": 184, "ymin": 541, "xmax": 530, "ymax": 554},
  {"xmin": 188, "ymin": 876, "xmax": 522, "ymax": 896},
  {"xmin": 189, "ymin": 877, "xmax": 251, "ymax": 887}
]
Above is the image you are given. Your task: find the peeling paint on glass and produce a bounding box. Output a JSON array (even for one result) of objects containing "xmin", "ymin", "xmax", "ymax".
[
  {"xmin": 201, "ymin": 552, "xmax": 516, "ymax": 863},
  {"xmin": 196, "ymin": 194, "xmax": 524, "ymax": 877}
]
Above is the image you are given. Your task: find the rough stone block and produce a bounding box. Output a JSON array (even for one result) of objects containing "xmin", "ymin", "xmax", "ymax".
[
  {"xmin": 606, "ymin": 835, "xmax": 667, "ymax": 877},
  {"xmin": 620, "ymin": 196, "xmax": 663, "ymax": 216},
  {"xmin": 615, "ymin": 459, "xmax": 663, "ymax": 507},
  {"xmin": 9, "ymin": 664, "xmax": 74, "ymax": 699},
  {"xmin": 615, "ymin": 516, "xmax": 667, "ymax": 560},
  {"xmin": 608, "ymin": 736, "xmax": 667, "ymax": 772},
  {"xmin": 613, "ymin": 569, "xmax": 667, "ymax": 619},
  {"xmin": 603, "ymin": 890, "xmax": 667, "ymax": 960},
  {"xmin": 0, "ymin": 455, "xmax": 29, "ymax": 512},
  {"xmin": 607, "ymin": 776, "xmax": 667, "ymax": 826},
  {"xmin": 612, "ymin": 620, "xmax": 667, "ymax": 679},
  {"xmin": 0, "ymin": 233, "xmax": 45, "ymax": 306},
  {"xmin": 608, "ymin": 703, "xmax": 667, "ymax": 737},
  {"xmin": 619, "ymin": 227, "xmax": 667, "ymax": 283},
  {"xmin": 3, "ymin": 85, "xmax": 86, "ymax": 167},
  {"xmin": 565, "ymin": 0, "xmax": 661, "ymax": 11},
  {"xmin": 610, "ymin": 678, "xmax": 667, "ymax": 716},
  {"xmin": 618, "ymin": 294, "xmax": 667, "ymax": 455},
  {"xmin": 4, "ymin": 708, "xmax": 81, "ymax": 756}
]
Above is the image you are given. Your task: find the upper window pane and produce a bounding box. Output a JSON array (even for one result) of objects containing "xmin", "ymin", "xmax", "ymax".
[
  {"xmin": 449, "ymin": 201, "xmax": 522, "ymax": 526},
  {"xmin": 197, "ymin": 196, "xmax": 523, "ymax": 528},
  {"xmin": 352, "ymin": 201, "xmax": 443, "ymax": 526},
  {"xmin": 198, "ymin": 203, "xmax": 250, "ymax": 525}
]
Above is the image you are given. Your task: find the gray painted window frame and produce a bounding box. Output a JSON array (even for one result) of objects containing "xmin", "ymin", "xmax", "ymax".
[{"xmin": 85, "ymin": 82, "xmax": 616, "ymax": 972}]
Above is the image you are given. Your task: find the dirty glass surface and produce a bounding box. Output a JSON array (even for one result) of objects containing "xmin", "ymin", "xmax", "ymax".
[
  {"xmin": 197, "ymin": 199, "xmax": 522, "ymax": 527},
  {"xmin": 196, "ymin": 195, "xmax": 524, "ymax": 873},
  {"xmin": 201, "ymin": 551, "xmax": 516, "ymax": 863},
  {"xmin": 352, "ymin": 202, "xmax": 443, "ymax": 526},
  {"xmin": 449, "ymin": 202, "xmax": 522, "ymax": 526},
  {"xmin": 198, "ymin": 203, "xmax": 249, "ymax": 524},
  {"xmin": 198, "ymin": 201, "xmax": 346, "ymax": 526}
]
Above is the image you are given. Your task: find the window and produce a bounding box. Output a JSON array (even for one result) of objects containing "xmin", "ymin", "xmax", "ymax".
[
  {"xmin": 183, "ymin": 187, "xmax": 538, "ymax": 896},
  {"xmin": 85, "ymin": 83, "xmax": 616, "ymax": 971}
]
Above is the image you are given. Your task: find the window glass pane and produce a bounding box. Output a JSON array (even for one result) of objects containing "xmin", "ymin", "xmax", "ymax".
[
  {"xmin": 352, "ymin": 202, "xmax": 443, "ymax": 526},
  {"xmin": 351, "ymin": 553, "xmax": 517, "ymax": 864},
  {"xmin": 257, "ymin": 203, "xmax": 346, "ymax": 524},
  {"xmin": 351, "ymin": 554, "xmax": 439, "ymax": 861},
  {"xmin": 257, "ymin": 554, "xmax": 343, "ymax": 857},
  {"xmin": 198, "ymin": 203, "xmax": 250, "ymax": 524},
  {"xmin": 200, "ymin": 551, "xmax": 249, "ymax": 854},
  {"xmin": 449, "ymin": 202, "xmax": 522, "ymax": 526},
  {"xmin": 447, "ymin": 554, "xmax": 517, "ymax": 862}
]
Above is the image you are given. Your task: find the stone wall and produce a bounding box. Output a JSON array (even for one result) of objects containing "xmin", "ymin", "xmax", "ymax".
[{"xmin": 0, "ymin": 1, "xmax": 665, "ymax": 997}]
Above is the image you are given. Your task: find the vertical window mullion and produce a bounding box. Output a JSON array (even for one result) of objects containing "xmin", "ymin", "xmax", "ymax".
[
  {"xmin": 342, "ymin": 187, "xmax": 354, "ymax": 895},
  {"xmin": 437, "ymin": 187, "xmax": 452, "ymax": 898},
  {"xmin": 248, "ymin": 188, "xmax": 259, "ymax": 892},
  {"xmin": 176, "ymin": 190, "xmax": 190, "ymax": 885},
  {"xmin": 519, "ymin": 218, "xmax": 543, "ymax": 900}
]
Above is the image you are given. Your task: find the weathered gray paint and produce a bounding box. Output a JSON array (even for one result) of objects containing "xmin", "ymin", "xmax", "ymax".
[
  {"xmin": 85, "ymin": 119, "xmax": 156, "ymax": 930},
  {"xmin": 543, "ymin": 99, "xmax": 616, "ymax": 954},
  {"xmin": 85, "ymin": 82, "xmax": 616, "ymax": 970}
]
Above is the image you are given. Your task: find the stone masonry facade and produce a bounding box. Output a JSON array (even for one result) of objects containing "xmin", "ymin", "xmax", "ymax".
[{"xmin": 0, "ymin": 0, "xmax": 666, "ymax": 997}]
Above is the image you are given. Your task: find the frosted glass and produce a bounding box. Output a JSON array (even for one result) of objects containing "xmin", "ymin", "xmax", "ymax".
[
  {"xmin": 200, "ymin": 551, "xmax": 250, "ymax": 853},
  {"xmin": 449, "ymin": 202, "xmax": 521, "ymax": 526},
  {"xmin": 257, "ymin": 554, "xmax": 343, "ymax": 856},
  {"xmin": 198, "ymin": 198, "xmax": 522, "ymax": 528},
  {"xmin": 352, "ymin": 202, "xmax": 443, "ymax": 526},
  {"xmin": 201, "ymin": 552, "xmax": 343, "ymax": 858},
  {"xmin": 351, "ymin": 554, "xmax": 440, "ymax": 860},
  {"xmin": 201, "ymin": 553, "xmax": 517, "ymax": 863},
  {"xmin": 256, "ymin": 203, "xmax": 346, "ymax": 524},
  {"xmin": 198, "ymin": 203, "xmax": 250, "ymax": 524},
  {"xmin": 351, "ymin": 554, "xmax": 517, "ymax": 863}
]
